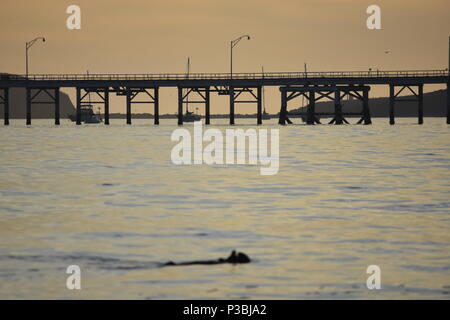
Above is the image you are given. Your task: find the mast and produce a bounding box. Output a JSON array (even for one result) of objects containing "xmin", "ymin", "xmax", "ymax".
[
  {"xmin": 262, "ymin": 66, "xmax": 266, "ymax": 113},
  {"xmin": 185, "ymin": 58, "xmax": 190, "ymax": 113},
  {"xmin": 302, "ymin": 63, "xmax": 307, "ymax": 108},
  {"xmin": 87, "ymin": 70, "xmax": 92, "ymax": 106}
]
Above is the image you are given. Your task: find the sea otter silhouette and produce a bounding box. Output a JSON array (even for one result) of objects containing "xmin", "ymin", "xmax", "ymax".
[{"xmin": 164, "ymin": 250, "xmax": 251, "ymax": 266}]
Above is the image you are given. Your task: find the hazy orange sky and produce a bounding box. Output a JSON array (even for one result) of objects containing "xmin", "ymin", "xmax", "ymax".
[{"xmin": 1, "ymin": 0, "xmax": 449, "ymax": 114}]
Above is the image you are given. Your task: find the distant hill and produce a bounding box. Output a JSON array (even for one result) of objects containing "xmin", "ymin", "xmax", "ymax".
[
  {"xmin": 291, "ymin": 89, "xmax": 448, "ymax": 117},
  {"xmin": 0, "ymin": 73, "xmax": 75, "ymax": 119}
]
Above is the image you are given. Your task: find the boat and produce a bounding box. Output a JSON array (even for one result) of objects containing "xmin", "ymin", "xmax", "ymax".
[
  {"xmin": 68, "ymin": 70, "xmax": 103, "ymax": 123},
  {"xmin": 68, "ymin": 104, "xmax": 102, "ymax": 123},
  {"xmin": 261, "ymin": 66, "xmax": 271, "ymax": 120},
  {"xmin": 183, "ymin": 109, "xmax": 201, "ymax": 122},
  {"xmin": 261, "ymin": 110, "xmax": 271, "ymax": 120},
  {"xmin": 182, "ymin": 58, "xmax": 201, "ymax": 122},
  {"xmin": 300, "ymin": 113, "xmax": 321, "ymax": 123}
]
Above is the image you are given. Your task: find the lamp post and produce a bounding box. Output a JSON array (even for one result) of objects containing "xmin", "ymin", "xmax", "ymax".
[
  {"xmin": 26, "ymin": 37, "xmax": 45, "ymax": 79},
  {"xmin": 230, "ymin": 35, "xmax": 250, "ymax": 81}
]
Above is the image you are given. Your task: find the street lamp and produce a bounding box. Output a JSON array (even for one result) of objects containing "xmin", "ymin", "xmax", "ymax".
[
  {"xmin": 230, "ymin": 35, "xmax": 250, "ymax": 80},
  {"xmin": 26, "ymin": 37, "xmax": 46, "ymax": 79}
]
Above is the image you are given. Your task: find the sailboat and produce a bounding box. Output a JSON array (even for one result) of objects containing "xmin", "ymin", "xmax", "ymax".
[
  {"xmin": 183, "ymin": 58, "xmax": 201, "ymax": 122},
  {"xmin": 299, "ymin": 63, "xmax": 320, "ymax": 123},
  {"xmin": 261, "ymin": 66, "xmax": 271, "ymax": 120},
  {"xmin": 68, "ymin": 71, "xmax": 102, "ymax": 123}
]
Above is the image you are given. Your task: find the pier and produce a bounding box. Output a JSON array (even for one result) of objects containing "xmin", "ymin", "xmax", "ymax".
[{"xmin": 0, "ymin": 69, "xmax": 449, "ymax": 125}]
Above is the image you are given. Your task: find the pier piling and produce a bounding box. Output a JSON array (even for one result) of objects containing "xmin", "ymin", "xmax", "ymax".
[
  {"xmin": 76, "ymin": 87, "xmax": 81, "ymax": 125},
  {"xmin": 362, "ymin": 89, "xmax": 372, "ymax": 125},
  {"xmin": 178, "ymin": 86, "xmax": 183, "ymax": 125},
  {"xmin": 1, "ymin": 88, "xmax": 9, "ymax": 125},
  {"xmin": 257, "ymin": 86, "xmax": 262, "ymax": 125},
  {"xmin": 54, "ymin": 88, "xmax": 60, "ymax": 125},
  {"xmin": 333, "ymin": 90, "xmax": 343, "ymax": 125},
  {"xmin": 389, "ymin": 85, "xmax": 395, "ymax": 125},
  {"xmin": 278, "ymin": 88, "xmax": 287, "ymax": 125},
  {"xmin": 447, "ymin": 82, "xmax": 450, "ymax": 124},
  {"xmin": 205, "ymin": 87, "xmax": 210, "ymax": 125},
  {"xmin": 26, "ymin": 87, "xmax": 31, "ymax": 125},
  {"xmin": 306, "ymin": 91, "xmax": 315, "ymax": 125},
  {"xmin": 154, "ymin": 87, "xmax": 159, "ymax": 125},
  {"xmin": 126, "ymin": 88, "xmax": 132, "ymax": 125},
  {"xmin": 229, "ymin": 87, "xmax": 235, "ymax": 125},
  {"xmin": 104, "ymin": 87, "xmax": 110, "ymax": 125},
  {"xmin": 418, "ymin": 84, "xmax": 423, "ymax": 125}
]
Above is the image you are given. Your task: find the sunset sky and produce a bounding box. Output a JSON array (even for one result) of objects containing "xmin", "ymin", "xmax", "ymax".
[{"xmin": 1, "ymin": 0, "xmax": 449, "ymax": 114}]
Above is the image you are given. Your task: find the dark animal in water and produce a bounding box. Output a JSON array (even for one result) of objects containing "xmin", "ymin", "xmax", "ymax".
[{"xmin": 164, "ymin": 250, "xmax": 250, "ymax": 266}]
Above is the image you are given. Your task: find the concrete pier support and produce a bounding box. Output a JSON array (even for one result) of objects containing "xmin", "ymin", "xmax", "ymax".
[
  {"xmin": 334, "ymin": 90, "xmax": 343, "ymax": 125},
  {"xmin": 126, "ymin": 88, "xmax": 132, "ymax": 125},
  {"xmin": 205, "ymin": 87, "xmax": 210, "ymax": 125},
  {"xmin": 104, "ymin": 87, "xmax": 110, "ymax": 125},
  {"xmin": 154, "ymin": 87, "xmax": 159, "ymax": 125},
  {"xmin": 306, "ymin": 91, "xmax": 315, "ymax": 125},
  {"xmin": 54, "ymin": 88, "xmax": 60, "ymax": 125},
  {"xmin": 229, "ymin": 87, "xmax": 235, "ymax": 125},
  {"xmin": 389, "ymin": 85, "xmax": 395, "ymax": 125},
  {"xmin": 76, "ymin": 87, "xmax": 81, "ymax": 125},
  {"xmin": 362, "ymin": 89, "xmax": 372, "ymax": 125},
  {"xmin": 26, "ymin": 87, "xmax": 31, "ymax": 125},
  {"xmin": 2, "ymin": 88, "xmax": 9, "ymax": 125},
  {"xmin": 178, "ymin": 86, "xmax": 183, "ymax": 125},
  {"xmin": 418, "ymin": 84, "xmax": 423, "ymax": 125},
  {"xmin": 257, "ymin": 86, "xmax": 262, "ymax": 125}
]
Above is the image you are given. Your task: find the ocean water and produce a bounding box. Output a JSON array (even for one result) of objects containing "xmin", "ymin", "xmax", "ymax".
[{"xmin": 0, "ymin": 117, "xmax": 450, "ymax": 299}]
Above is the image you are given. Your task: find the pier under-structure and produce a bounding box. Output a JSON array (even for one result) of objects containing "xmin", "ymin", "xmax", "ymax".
[
  {"xmin": 388, "ymin": 84, "xmax": 424, "ymax": 125},
  {"xmin": 229, "ymin": 86, "xmax": 262, "ymax": 125},
  {"xmin": 177, "ymin": 86, "xmax": 210, "ymax": 125},
  {"xmin": 0, "ymin": 69, "xmax": 448, "ymax": 126},
  {"xmin": 278, "ymin": 85, "xmax": 371, "ymax": 125},
  {"xmin": 24, "ymin": 87, "xmax": 60, "ymax": 125},
  {"xmin": 177, "ymin": 85, "xmax": 262, "ymax": 125},
  {"xmin": 75, "ymin": 87, "xmax": 159, "ymax": 125}
]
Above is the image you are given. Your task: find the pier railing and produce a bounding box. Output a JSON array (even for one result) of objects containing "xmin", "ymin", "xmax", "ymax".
[{"xmin": 2, "ymin": 70, "xmax": 448, "ymax": 81}]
